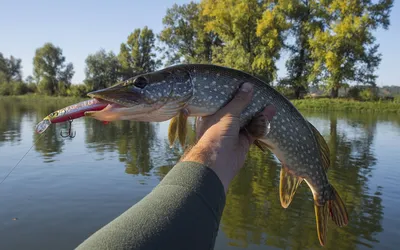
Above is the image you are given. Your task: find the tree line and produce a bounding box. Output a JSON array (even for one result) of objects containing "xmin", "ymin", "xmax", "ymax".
[{"xmin": 0, "ymin": 0, "xmax": 393, "ymax": 99}]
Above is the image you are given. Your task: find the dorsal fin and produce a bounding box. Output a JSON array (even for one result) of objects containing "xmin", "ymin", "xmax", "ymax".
[{"xmin": 308, "ymin": 121, "xmax": 330, "ymax": 171}]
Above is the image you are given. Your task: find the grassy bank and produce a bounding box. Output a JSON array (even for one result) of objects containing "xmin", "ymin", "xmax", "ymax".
[
  {"xmin": 291, "ymin": 98, "xmax": 400, "ymax": 113},
  {"xmin": 0, "ymin": 94, "xmax": 85, "ymax": 105},
  {"xmin": 1, "ymin": 95, "xmax": 400, "ymax": 113}
]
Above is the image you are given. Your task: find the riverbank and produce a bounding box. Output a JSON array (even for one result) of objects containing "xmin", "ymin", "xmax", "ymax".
[
  {"xmin": 291, "ymin": 98, "xmax": 400, "ymax": 113},
  {"xmin": 0, "ymin": 94, "xmax": 85, "ymax": 105},
  {"xmin": 2, "ymin": 95, "xmax": 400, "ymax": 113}
]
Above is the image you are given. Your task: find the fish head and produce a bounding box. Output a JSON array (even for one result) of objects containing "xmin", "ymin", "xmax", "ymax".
[{"xmin": 85, "ymin": 68, "xmax": 193, "ymax": 122}]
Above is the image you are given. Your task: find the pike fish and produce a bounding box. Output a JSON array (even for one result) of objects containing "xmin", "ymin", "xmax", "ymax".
[{"xmin": 35, "ymin": 64, "xmax": 348, "ymax": 245}]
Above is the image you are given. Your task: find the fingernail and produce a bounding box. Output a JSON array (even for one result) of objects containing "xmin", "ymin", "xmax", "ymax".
[{"xmin": 240, "ymin": 82, "xmax": 252, "ymax": 92}]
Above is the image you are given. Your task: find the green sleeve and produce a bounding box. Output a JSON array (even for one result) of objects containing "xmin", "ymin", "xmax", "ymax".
[{"xmin": 76, "ymin": 161, "xmax": 226, "ymax": 250}]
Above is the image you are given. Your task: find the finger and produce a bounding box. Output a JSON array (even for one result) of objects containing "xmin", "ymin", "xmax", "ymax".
[
  {"xmin": 215, "ymin": 82, "xmax": 254, "ymax": 118},
  {"xmin": 238, "ymin": 130, "xmax": 254, "ymax": 154},
  {"xmin": 195, "ymin": 116, "xmax": 205, "ymax": 140}
]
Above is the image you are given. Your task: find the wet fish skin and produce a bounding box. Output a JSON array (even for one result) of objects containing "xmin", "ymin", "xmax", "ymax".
[{"xmin": 89, "ymin": 64, "xmax": 350, "ymax": 245}]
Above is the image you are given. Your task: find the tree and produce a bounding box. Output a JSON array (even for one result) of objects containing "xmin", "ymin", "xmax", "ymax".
[
  {"xmin": 118, "ymin": 27, "xmax": 160, "ymax": 80},
  {"xmin": 276, "ymin": 0, "xmax": 327, "ymax": 99},
  {"xmin": 84, "ymin": 49, "xmax": 120, "ymax": 91},
  {"xmin": 200, "ymin": 0, "xmax": 290, "ymax": 83},
  {"xmin": 33, "ymin": 43, "xmax": 74, "ymax": 95},
  {"xmin": 309, "ymin": 0, "xmax": 394, "ymax": 98},
  {"xmin": 158, "ymin": 1, "xmax": 222, "ymax": 65},
  {"xmin": 0, "ymin": 53, "xmax": 23, "ymax": 83}
]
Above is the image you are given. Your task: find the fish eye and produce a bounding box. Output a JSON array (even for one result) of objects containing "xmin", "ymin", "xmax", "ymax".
[{"xmin": 134, "ymin": 76, "xmax": 148, "ymax": 89}]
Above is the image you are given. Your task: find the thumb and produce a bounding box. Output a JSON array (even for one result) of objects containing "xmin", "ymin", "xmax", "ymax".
[{"xmin": 218, "ymin": 82, "xmax": 254, "ymax": 118}]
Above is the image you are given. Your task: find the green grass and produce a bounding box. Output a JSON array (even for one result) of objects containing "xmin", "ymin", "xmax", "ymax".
[
  {"xmin": 291, "ymin": 98, "xmax": 400, "ymax": 113},
  {"xmin": 2, "ymin": 94, "xmax": 400, "ymax": 113},
  {"xmin": 0, "ymin": 94, "xmax": 85, "ymax": 105}
]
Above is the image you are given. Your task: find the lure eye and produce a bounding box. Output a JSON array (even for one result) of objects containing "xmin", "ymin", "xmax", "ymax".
[{"xmin": 134, "ymin": 76, "xmax": 148, "ymax": 89}]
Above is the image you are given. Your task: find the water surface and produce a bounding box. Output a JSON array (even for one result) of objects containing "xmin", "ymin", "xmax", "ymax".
[{"xmin": 0, "ymin": 97, "xmax": 399, "ymax": 249}]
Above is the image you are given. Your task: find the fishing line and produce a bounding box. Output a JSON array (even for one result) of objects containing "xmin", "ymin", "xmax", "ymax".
[{"xmin": 0, "ymin": 132, "xmax": 45, "ymax": 186}]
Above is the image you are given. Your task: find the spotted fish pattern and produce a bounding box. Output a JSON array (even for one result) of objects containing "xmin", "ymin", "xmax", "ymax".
[{"xmin": 84, "ymin": 63, "xmax": 349, "ymax": 246}]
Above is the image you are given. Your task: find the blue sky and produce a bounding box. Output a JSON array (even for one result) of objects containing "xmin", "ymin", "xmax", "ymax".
[{"xmin": 1, "ymin": 0, "xmax": 399, "ymax": 86}]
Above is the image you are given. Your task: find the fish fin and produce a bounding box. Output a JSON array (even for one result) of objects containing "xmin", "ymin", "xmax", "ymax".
[
  {"xmin": 177, "ymin": 111, "xmax": 188, "ymax": 148},
  {"xmin": 254, "ymin": 140, "xmax": 266, "ymax": 152},
  {"xmin": 314, "ymin": 202, "xmax": 329, "ymax": 246},
  {"xmin": 308, "ymin": 121, "xmax": 330, "ymax": 171},
  {"xmin": 328, "ymin": 185, "xmax": 349, "ymax": 227},
  {"xmin": 168, "ymin": 116, "xmax": 179, "ymax": 146},
  {"xmin": 253, "ymin": 139, "xmax": 272, "ymax": 152},
  {"xmin": 279, "ymin": 166, "xmax": 303, "ymax": 208}
]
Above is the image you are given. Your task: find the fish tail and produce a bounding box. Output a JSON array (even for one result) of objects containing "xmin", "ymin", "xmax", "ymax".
[
  {"xmin": 314, "ymin": 185, "xmax": 349, "ymax": 246},
  {"xmin": 327, "ymin": 185, "xmax": 349, "ymax": 227}
]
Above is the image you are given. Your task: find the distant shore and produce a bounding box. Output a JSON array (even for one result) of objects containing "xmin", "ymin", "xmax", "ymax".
[
  {"xmin": 291, "ymin": 98, "xmax": 400, "ymax": 113},
  {"xmin": 2, "ymin": 95, "xmax": 400, "ymax": 113}
]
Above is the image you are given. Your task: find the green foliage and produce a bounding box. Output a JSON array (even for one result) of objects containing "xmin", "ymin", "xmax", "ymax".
[
  {"xmin": 118, "ymin": 26, "xmax": 161, "ymax": 80},
  {"xmin": 347, "ymin": 87, "xmax": 360, "ymax": 99},
  {"xmin": 309, "ymin": 0, "xmax": 394, "ymax": 97},
  {"xmin": 277, "ymin": 0, "xmax": 326, "ymax": 98},
  {"xmin": 0, "ymin": 0, "xmax": 394, "ymax": 100},
  {"xmin": 33, "ymin": 43, "xmax": 75, "ymax": 95},
  {"xmin": 11, "ymin": 81, "xmax": 28, "ymax": 95},
  {"xmin": 0, "ymin": 82, "xmax": 11, "ymax": 95},
  {"xmin": 159, "ymin": 1, "xmax": 221, "ymax": 65},
  {"xmin": 200, "ymin": 0, "xmax": 290, "ymax": 83},
  {"xmin": 359, "ymin": 88, "xmax": 378, "ymax": 101},
  {"xmin": 0, "ymin": 81, "xmax": 29, "ymax": 95},
  {"xmin": 0, "ymin": 53, "xmax": 23, "ymax": 83},
  {"xmin": 292, "ymin": 98, "xmax": 400, "ymax": 113},
  {"xmin": 67, "ymin": 84, "xmax": 90, "ymax": 97},
  {"xmin": 84, "ymin": 49, "xmax": 120, "ymax": 91}
]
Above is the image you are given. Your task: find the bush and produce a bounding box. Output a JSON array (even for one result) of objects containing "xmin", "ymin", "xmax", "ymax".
[
  {"xmin": 0, "ymin": 82, "xmax": 12, "ymax": 95},
  {"xmin": 27, "ymin": 82, "xmax": 37, "ymax": 93},
  {"xmin": 276, "ymin": 86, "xmax": 295, "ymax": 99},
  {"xmin": 11, "ymin": 81, "xmax": 28, "ymax": 95},
  {"xmin": 347, "ymin": 87, "xmax": 360, "ymax": 99},
  {"xmin": 67, "ymin": 84, "xmax": 90, "ymax": 97},
  {"xmin": 57, "ymin": 81, "xmax": 69, "ymax": 96},
  {"xmin": 359, "ymin": 88, "xmax": 378, "ymax": 101}
]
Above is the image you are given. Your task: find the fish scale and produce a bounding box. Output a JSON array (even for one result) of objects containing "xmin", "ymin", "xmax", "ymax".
[{"xmin": 35, "ymin": 63, "xmax": 349, "ymax": 246}]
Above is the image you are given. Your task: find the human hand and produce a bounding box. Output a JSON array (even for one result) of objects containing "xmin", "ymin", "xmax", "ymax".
[{"xmin": 180, "ymin": 82, "xmax": 276, "ymax": 193}]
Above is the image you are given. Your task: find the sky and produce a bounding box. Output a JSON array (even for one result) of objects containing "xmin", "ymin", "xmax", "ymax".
[{"xmin": 1, "ymin": 0, "xmax": 399, "ymax": 86}]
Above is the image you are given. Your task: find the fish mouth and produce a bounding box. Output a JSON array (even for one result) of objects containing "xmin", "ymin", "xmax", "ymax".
[
  {"xmin": 87, "ymin": 83, "xmax": 142, "ymax": 107},
  {"xmin": 85, "ymin": 84, "xmax": 146, "ymax": 121},
  {"xmin": 84, "ymin": 89, "xmax": 156, "ymax": 121}
]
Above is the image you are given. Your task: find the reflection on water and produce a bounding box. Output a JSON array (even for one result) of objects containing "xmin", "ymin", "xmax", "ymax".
[{"xmin": 0, "ymin": 98, "xmax": 399, "ymax": 249}]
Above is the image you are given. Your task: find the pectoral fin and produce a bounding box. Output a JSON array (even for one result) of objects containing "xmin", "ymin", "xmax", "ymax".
[
  {"xmin": 279, "ymin": 166, "xmax": 303, "ymax": 208},
  {"xmin": 253, "ymin": 139, "xmax": 274, "ymax": 152}
]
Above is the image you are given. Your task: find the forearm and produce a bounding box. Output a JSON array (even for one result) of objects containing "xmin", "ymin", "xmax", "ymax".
[{"xmin": 76, "ymin": 161, "xmax": 226, "ymax": 250}]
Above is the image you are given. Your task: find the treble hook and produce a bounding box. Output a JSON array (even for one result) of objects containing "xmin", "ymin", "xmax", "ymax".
[{"xmin": 60, "ymin": 119, "xmax": 76, "ymax": 138}]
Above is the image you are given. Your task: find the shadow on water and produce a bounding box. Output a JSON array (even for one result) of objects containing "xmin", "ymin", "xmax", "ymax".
[
  {"xmin": 0, "ymin": 98, "xmax": 28, "ymax": 145},
  {"xmin": 84, "ymin": 118, "xmax": 158, "ymax": 176}
]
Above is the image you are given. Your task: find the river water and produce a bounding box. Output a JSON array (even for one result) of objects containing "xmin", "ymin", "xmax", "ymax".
[{"xmin": 0, "ymin": 97, "xmax": 399, "ymax": 249}]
